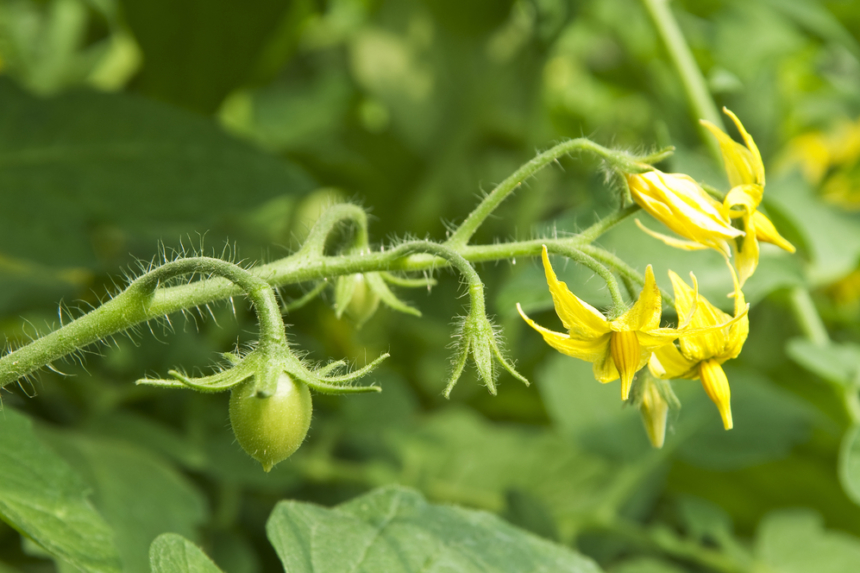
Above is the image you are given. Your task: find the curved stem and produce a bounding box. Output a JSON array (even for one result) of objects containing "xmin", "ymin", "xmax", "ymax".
[
  {"xmin": 579, "ymin": 245, "xmax": 675, "ymax": 307},
  {"xmin": 0, "ymin": 258, "xmax": 285, "ymax": 387},
  {"xmin": 390, "ymin": 241, "xmax": 486, "ymax": 313},
  {"xmin": 298, "ymin": 203, "xmax": 369, "ymax": 257},
  {"xmin": 0, "ymin": 230, "xmax": 632, "ymax": 388},
  {"xmin": 545, "ymin": 244, "xmax": 626, "ymax": 316},
  {"xmin": 577, "ymin": 205, "xmax": 640, "ymax": 244},
  {"xmin": 640, "ymin": 0, "xmax": 723, "ymax": 162},
  {"xmin": 446, "ymin": 139, "xmax": 643, "ymax": 248}
]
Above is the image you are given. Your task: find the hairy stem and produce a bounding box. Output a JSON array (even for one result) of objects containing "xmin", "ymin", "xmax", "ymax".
[
  {"xmin": 446, "ymin": 139, "xmax": 646, "ymax": 248},
  {"xmin": 1, "ymin": 258, "xmax": 285, "ymax": 388}
]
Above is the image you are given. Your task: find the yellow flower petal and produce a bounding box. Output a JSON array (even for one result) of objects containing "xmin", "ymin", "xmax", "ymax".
[
  {"xmin": 701, "ymin": 109, "xmax": 764, "ymax": 188},
  {"xmin": 753, "ymin": 211, "xmax": 796, "ymax": 253},
  {"xmin": 613, "ymin": 265, "xmax": 661, "ymax": 332},
  {"xmin": 649, "ymin": 343, "xmax": 698, "ymax": 379},
  {"xmin": 723, "ymin": 108, "xmax": 765, "ymax": 186},
  {"xmin": 735, "ymin": 210, "xmax": 760, "ymax": 287},
  {"xmin": 668, "ymin": 271, "xmax": 745, "ymax": 362},
  {"xmin": 516, "ymin": 303, "xmax": 610, "ymax": 363},
  {"xmin": 699, "ymin": 359, "xmax": 733, "ymax": 430},
  {"xmin": 635, "ymin": 220, "xmax": 719, "ymax": 253},
  {"xmin": 540, "ymin": 246, "xmax": 610, "ymax": 338}
]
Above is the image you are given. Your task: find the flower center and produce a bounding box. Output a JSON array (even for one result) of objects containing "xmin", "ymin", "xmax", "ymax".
[
  {"xmin": 610, "ymin": 330, "xmax": 640, "ymax": 400},
  {"xmin": 698, "ymin": 359, "xmax": 733, "ymax": 430}
]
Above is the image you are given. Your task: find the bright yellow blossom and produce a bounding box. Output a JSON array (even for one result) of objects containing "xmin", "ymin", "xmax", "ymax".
[
  {"xmin": 627, "ymin": 169, "xmax": 742, "ymax": 256},
  {"xmin": 701, "ymin": 108, "xmax": 796, "ymax": 285},
  {"xmin": 648, "ymin": 269, "xmax": 749, "ymax": 430},
  {"xmin": 518, "ymin": 246, "xmax": 720, "ymax": 400}
]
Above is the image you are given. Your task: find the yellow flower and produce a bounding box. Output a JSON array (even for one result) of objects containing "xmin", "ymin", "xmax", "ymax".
[
  {"xmin": 701, "ymin": 108, "xmax": 796, "ymax": 285},
  {"xmin": 648, "ymin": 269, "xmax": 749, "ymax": 430},
  {"xmin": 627, "ymin": 169, "xmax": 743, "ymax": 257},
  {"xmin": 517, "ymin": 246, "xmax": 706, "ymax": 400}
]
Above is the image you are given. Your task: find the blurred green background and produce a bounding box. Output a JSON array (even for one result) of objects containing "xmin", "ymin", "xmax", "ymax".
[{"xmin": 2, "ymin": 0, "xmax": 860, "ymax": 571}]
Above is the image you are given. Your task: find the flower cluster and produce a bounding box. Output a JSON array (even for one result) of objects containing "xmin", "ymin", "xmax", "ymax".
[{"xmin": 519, "ymin": 109, "xmax": 793, "ymax": 446}]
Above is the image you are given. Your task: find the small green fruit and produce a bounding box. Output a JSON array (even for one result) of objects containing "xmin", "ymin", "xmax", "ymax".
[{"xmin": 229, "ymin": 373, "xmax": 313, "ymax": 472}]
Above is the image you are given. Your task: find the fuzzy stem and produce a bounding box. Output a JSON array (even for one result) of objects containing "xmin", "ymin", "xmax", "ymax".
[
  {"xmin": 0, "ymin": 258, "xmax": 285, "ymax": 387},
  {"xmin": 579, "ymin": 245, "xmax": 675, "ymax": 307},
  {"xmin": 0, "ymin": 220, "xmax": 632, "ymax": 388},
  {"xmin": 545, "ymin": 244, "xmax": 627, "ymax": 315},
  {"xmin": 446, "ymin": 139, "xmax": 648, "ymax": 248},
  {"xmin": 298, "ymin": 203, "xmax": 369, "ymax": 257}
]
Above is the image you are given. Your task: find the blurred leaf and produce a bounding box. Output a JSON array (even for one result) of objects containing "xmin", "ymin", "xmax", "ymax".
[
  {"xmin": 608, "ymin": 558, "xmax": 686, "ymax": 573},
  {"xmin": 120, "ymin": 0, "xmax": 293, "ymax": 113},
  {"xmin": 85, "ymin": 412, "xmax": 208, "ymax": 470},
  {"xmin": 755, "ymin": 509, "xmax": 860, "ymax": 573},
  {"xmin": 266, "ymin": 485, "xmax": 603, "ymax": 573},
  {"xmin": 0, "ymin": 408, "xmax": 121, "ymax": 572},
  {"xmin": 149, "ymin": 533, "xmax": 223, "ymax": 573},
  {"xmin": 786, "ymin": 338, "xmax": 860, "ymax": 388},
  {"xmin": 675, "ymin": 368, "xmax": 815, "ymax": 470},
  {"xmin": 762, "ymin": 0, "xmax": 860, "ymax": 63},
  {"xmin": 536, "ymin": 354, "xmax": 651, "ymax": 461},
  {"xmin": 39, "ymin": 428, "xmax": 208, "ymax": 573},
  {"xmin": 388, "ymin": 408, "xmax": 639, "ymax": 539},
  {"xmin": 840, "ymin": 425, "xmax": 860, "ymax": 506},
  {"xmin": 766, "ymin": 174, "xmax": 860, "ymax": 285},
  {"xmin": 0, "ymin": 78, "xmax": 314, "ymax": 312}
]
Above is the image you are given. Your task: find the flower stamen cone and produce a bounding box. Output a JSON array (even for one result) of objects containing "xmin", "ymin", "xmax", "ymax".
[
  {"xmin": 699, "ymin": 359, "xmax": 733, "ymax": 430},
  {"xmin": 611, "ymin": 330, "xmax": 641, "ymax": 400}
]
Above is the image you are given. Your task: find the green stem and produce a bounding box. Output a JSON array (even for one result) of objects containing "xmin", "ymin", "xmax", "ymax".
[
  {"xmin": 579, "ymin": 245, "xmax": 675, "ymax": 307},
  {"xmin": 446, "ymin": 139, "xmax": 644, "ymax": 248},
  {"xmin": 0, "ymin": 217, "xmax": 632, "ymax": 388},
  {"xmin": 787, "ymin": 286, "xmax": 829, "ymax": 346},
  {"xmin": 0, "ymin": 258, "xmax": 285, "ymax": 388},
  {"xmin": 641, "ymin": 0, "xmax": 724, "ymax": 161},
  {"xmin": 297, "ymin": 203, "xmax": 369, "ymax": 257},
  {"xmin": 576, "ymin": 205, "xmax": 641, "ymax": 244},
  {"xmin": 583, "ymin": 516, "xmax": 751, "ymax": 573},
  {"xmin": 546, "ymin": 244, "xmax": 627, "ymax": 315}
]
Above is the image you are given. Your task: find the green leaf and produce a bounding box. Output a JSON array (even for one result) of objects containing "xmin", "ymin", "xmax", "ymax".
[
  {"xmin": 675, "ymin": 368, "xmax": 815, "ymax": 470},
  {"xmin": 756, "ymin": 509, "xmax": 860, "ymax": 573},
  {"xmin": 840, "ymin": 425, "xmax": 860, "ymax": 506},
  {"xmin": 608, "ymin": 558, "xmax": 686, "ymax": 573},
  {"xmin": 787, "ymin": 338, "xmax": 860, "ymax": 388},
  {"xmin": 38, "ymin": 429, "xmax": 208, "ymax": 573},
  {"xmin": 149, "ymin": 533, "xmax": 224, "ymax": 573},
  {"xmin": 266, "ymin": 485, "xmax": 602, "ymax": 573},
  {"xmin": 766, "ymin": 174, "xmax": 860, "ymax": 285},
  {"xmin": 536, "ymin": 354, "xmax": 652, "ymax": 461},
  {"xmin": 0, "ymin": 408, "xmax": 121, "ymax": 572},
  {"xmin": 119, "ymin": 0, "xmax": 294, "ymax": 113},
  {"xmin": 388, "ymin": 408, "xmax": 627, "ymax": 537},
  {"xmin": 0, "ymin": 78, "xmax": 314, "ymax": 313}
]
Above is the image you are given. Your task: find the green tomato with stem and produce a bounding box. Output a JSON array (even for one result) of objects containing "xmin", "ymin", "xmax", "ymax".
[{"xmin": 229, "ymin": 373, "xmax": 312, "ymax": 472}]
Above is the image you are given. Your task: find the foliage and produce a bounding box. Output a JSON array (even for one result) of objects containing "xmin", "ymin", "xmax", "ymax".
[{"xmin": 1, "ymin": 0, "xmax": 860, "ymax": 572}]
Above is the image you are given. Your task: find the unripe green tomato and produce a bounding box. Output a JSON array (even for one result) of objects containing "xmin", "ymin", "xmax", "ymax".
[{"xmin": 229, "ymin": 373, "xmax": 312, "ymax": 472}]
